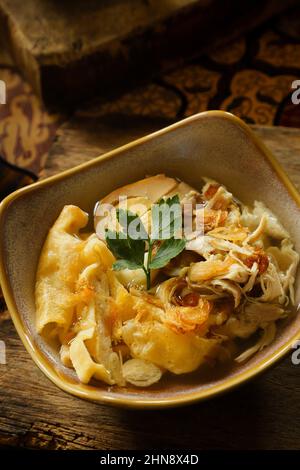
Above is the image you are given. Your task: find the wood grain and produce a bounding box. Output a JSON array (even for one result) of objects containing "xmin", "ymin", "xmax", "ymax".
[{"xmin": 1, "ymin": 121, "xmax": 300, "ymax": 450}]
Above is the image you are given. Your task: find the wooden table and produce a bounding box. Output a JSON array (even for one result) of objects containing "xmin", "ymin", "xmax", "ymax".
[{"xmin": 1, "ymin": 121, "xmax": 300, "ymax": 450}]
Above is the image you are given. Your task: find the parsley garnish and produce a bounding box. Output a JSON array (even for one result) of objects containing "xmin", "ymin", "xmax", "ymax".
[{"xmin": 105, "ymin": 195, "xmax": 186, "ymax": 289}]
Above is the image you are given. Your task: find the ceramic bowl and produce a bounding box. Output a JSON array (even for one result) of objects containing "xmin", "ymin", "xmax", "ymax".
[{"xmin": 1, "ymin": 111, "xmax": 300, "ymax": 408}]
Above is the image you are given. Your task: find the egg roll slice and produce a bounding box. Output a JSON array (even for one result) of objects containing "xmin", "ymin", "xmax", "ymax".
[
  {"xmin": 69, "ymin": 298, "xmax": 122, "ymax": 386},
  {"xmin": 35, "ymin": 205, "xmax": 88, "ymax": 339},
  {"xmin": 70, "ymin": 324, "xmax": 114, "ymax": 385},
  {"xmin": 70, "ymin": 247, "xmax": 124, "ymax": 385}
]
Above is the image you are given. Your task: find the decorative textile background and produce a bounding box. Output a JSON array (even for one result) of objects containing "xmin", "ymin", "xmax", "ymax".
[{"xmin": 0, "ymin": 10, "xmax": 300, "ymax": 174}]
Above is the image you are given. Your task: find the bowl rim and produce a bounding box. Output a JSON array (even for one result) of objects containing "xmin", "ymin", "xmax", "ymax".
[{"xmin": 1, "ymin": 110, "xmax": 300, "ymax": 409}]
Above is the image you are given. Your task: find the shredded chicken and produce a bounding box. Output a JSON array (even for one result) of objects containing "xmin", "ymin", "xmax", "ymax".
[{"xmin": 165, "ymin": 178, "xmax": 298, "ymax": 364}]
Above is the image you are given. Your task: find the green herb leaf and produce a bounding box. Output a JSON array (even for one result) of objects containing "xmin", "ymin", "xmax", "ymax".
[
  {"xmin": 105, "ymin": 228, "xmax": 145, "ymax": 267},
  {"xmin": 116, "ymin": 208, "xmax": 138, "ymax": 230},
  {"xmin": 116, "ymin": 208, "xmax": 148, "ymax": 241},
  {"xmin": 112, "ymin": 259, "xmax": 142, "ymax": 271},
  {"xmin": 151, "ymin": 194, "xmax": 182, "ymax": 240},
  {"xmin": 149, "ymin": 237, "xmax": 186, "ymax": 269},
  {"xmin": 105, "ymin": 196, "xmax": 185, "ymax": 289}
]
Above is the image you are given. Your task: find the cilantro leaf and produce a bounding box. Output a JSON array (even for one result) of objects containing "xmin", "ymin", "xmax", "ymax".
[{"xmin": 149, "ymin": 237, "xmax": 186, "ymax": 269}]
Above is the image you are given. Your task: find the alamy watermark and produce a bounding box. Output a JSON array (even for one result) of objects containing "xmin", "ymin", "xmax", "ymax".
[
  {"xmin": 95, "ymin": 196, "xmax": 205, "ymax": 240},
  {"xmin": 291, "ymin": 80, "xmax": 300, "ymax": 105},
  {"xmin": 0, "ymin": 79, "xmax": 6, "ymax": 104},
  {"xmin": 0, "ymin": 340, "xmax": 6, "ymax": 364},
  {"xmin": 291, "ymin": 340, "xmax": 300, "ymax": 365}
]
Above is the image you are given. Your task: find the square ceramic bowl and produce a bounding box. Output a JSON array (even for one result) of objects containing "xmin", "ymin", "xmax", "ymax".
[{"xmin": 1, "ymin": 111, "xmax": 300, "ymax": 408}]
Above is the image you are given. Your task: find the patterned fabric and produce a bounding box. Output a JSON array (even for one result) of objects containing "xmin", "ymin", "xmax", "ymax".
[
  {"xmin": 95, "ymin": 24, "xmax": 300, "ymax": 126},
  {"xmin": 0, "ymin": 68, "xmax": 59, "ymax": 175},
  {"xmin": 0, "ymin": 14, "xmax": 300, "ymax": 174}
]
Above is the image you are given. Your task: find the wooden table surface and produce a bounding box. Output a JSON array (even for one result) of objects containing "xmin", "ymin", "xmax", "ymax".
[{"xmin": 1, "ymin": 119, "xmax": 300, "ymax": 450}]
